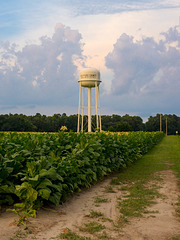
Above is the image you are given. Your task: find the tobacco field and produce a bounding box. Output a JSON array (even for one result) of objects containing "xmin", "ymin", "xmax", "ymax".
[{"xmin": 0, "ymin": 131, "xmax": 164, "ymax": 225}]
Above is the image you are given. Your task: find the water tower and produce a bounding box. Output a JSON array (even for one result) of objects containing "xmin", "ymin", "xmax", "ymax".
[{"xmin": 77, "ymin": 68, "xmax": 102, "ymax": 132}]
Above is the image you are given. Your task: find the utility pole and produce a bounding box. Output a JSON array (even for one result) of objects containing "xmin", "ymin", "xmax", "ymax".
[{"xmin": 166, "ymin": 118, "xmax": 167, "ymax": 136}]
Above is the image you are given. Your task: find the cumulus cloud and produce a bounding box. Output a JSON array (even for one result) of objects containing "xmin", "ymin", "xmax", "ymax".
[
  {"xmin": 105, "ymin": 26, "xmax": 180, "ymax": 95},
  {"xmin": 0, "ymin": 23, "xmax": 84, "ymax": 109},
  {"xmin": 105, "ymin": 26, "xmax": 180, "ymax": 114}
]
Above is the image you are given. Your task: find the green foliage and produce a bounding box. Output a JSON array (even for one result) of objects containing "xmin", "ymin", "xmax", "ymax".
[
  {"xmin": 59, "ymin": 228, "xmax": 92, "ymax": 240},
  {"xmin": 86, "ymin": 210, "xmax": 104, "ymax": 218},
  {"xmin": 1, "ymin": 112, "xmax": 180, "ymax": 134},
  {"xmin": 0, "ymin": 131, "xmax": 164, "ymax": 225},
  {"xmin": 111, "ymin": 135, "xmax": 180, "ymax": 224},
  {"xmin": 118, "ymin": 184, "xmax": 159, "ymax": 217},
  {"xmin": 79, "ymin": 221, "xmax": 105, "ymax": 234},
  {"xmin": 94, "ymin": 196, "xmax": 109, "ymax": 203},
  {"xmin": 145, "ymin": 113, "xmax": 180, "ymax": 135}
]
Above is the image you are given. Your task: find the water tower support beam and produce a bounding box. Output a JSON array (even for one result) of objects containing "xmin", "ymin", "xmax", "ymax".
[
  {"xmin": 81, "ymin": 87, "xmax": 84, "ymax": 132},
  {"xmin": 88, "ymin": 87, "xmax": 91, "ymax": 132},
  {"xmin": 98, "ymin": 86, "xmax": 102, "ymax": 131},
  {"xmin": 77, "ymin": 83, "xmax": 82, "ymax": 132},
  {"xmin": 95, "ymin": 82, "xmax": 99, "ymax": 129}
]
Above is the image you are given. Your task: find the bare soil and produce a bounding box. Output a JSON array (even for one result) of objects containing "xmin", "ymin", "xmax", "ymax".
[{"xmin": 0, "ymin": 169, "xmax": 180, "ymax": 240}]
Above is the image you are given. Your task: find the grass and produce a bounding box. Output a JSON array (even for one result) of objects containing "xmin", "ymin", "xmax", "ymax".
[
  {"xmin": 10, "ymin": 229, "xmax": 32, "ymax": 240},
  {"xmin": 168, "ymin": 136, "xmax": 180, "ymax": 213},
  {"xmin": 52, "ymin": 136, "xmax": 180, "ymax": 239},
  {"xmin": 94, "ymin": 196, "xmax": 109, "ymax": 204},
  {"xmin": 172, "ymin": 235, "xmax": 180, "ymax": 240},
  {"xmin": 103, "ymin": 186, "xmax": 116, "ymax": 193},
  {"xmin": 59, "ymin": 228, "xmax": 91, "ymax": 240},
  {"xmin": 118, "ymin": 184, "xmax": 160, "ymax": 218},
  {"xmin": 111, "ymin": 136, "xmax": 180, "ymax": 223},
  {"xmin": 61, "ymin": 136, "xmax": 180, "ymax": 238},
  {"xmin": 79, "ymin": 221, "xmax": 105, "ymax": 234},
  {"xmin": 86, "ymin": 210, "xmax": 104, "ymax": 218},
  {"xmin": 96, "ymin": 231, "xmax": 111, "ymax": 239}
]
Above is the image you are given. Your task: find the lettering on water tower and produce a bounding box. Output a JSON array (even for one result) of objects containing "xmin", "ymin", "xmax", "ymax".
[{"xmin": 80, "ymin": 73, "xmax": 97, "ymax": 79}]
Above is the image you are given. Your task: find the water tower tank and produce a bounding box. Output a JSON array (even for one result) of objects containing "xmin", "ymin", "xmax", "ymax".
[{"xmin": 78, "ymin": 68, "xmax": 101, "ymax": 88}]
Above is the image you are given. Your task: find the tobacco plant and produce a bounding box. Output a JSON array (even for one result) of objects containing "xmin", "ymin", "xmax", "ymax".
[{"xmin": 0, "ymin": 131, "xmax": 164, "ymax": 225}]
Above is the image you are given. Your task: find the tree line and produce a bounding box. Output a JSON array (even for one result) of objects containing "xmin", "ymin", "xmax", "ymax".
[{"xmin": 0, "ymin": 113, "xmax": 179, "ymax": 135}]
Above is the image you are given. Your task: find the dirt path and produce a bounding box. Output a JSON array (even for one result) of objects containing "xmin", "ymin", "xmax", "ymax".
[
  {"xmin": 0, "ymin": 168, "xmax": 180, "ymax": 240},
  {"xmin": 120, "ymin": 170, "xmax": 180, "ymax": 240}
]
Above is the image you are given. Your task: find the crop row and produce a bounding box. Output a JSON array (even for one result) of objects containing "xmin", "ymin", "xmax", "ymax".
[{"xmin": 0, "ymin": 131, "xmax": 164, "ymax": 223}]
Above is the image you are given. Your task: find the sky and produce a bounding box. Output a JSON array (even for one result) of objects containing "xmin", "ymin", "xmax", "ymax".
[{"xmin": 0, "ymin": 0, "xmax": 180, "ymax": 121}]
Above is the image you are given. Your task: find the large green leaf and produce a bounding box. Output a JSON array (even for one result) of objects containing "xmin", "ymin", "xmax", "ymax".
[
  {"xmin": 29, "ymin": 175, "xmax": 39, "ymax": 181},
  {"xmin": 51, "ymin": 183, "xmax": 62, "ymax": 192},
  {"xmin": 37, "ymin": 179, "xmax": 53, "ymax": 189},
  {"xmin": 38, "ymin": 188, "xmax": 51, "ymax": 200},
  {"xmin": 39, "ymin": 168, "xmax": 56, "ymax": 179},
  {"xmin": 49, "ymin": 192, "xmax": 62, "ymax": 205},
  {"xmin": 27, "ymin": 188, "xmax": 38, "ymax": 202},
  {"xmin": 0, "ymin": 185, "xmax": 15, "ymax": 194},
  {"xmin": 27, "ymin": 162, "xmax": 37, "ymax": 177},
  {"xmin": 15, "ymin": 182, "xmax": 38, "ymax": 203}
]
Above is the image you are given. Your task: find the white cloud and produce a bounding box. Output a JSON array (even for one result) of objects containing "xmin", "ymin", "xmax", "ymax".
[
  {"xmin": 0, "ymin": 23, "xmax": 84, "ymax": 109},
  {"xmin": 59, "ymin": 0, "xmax": 180, "ymax": 16},
  {"xmin": 1, "ymin": 1, "xmax": 180, "ymax": 117},
  {"xmin": 105, "ymin": 26, "xmax": 180, "ymax": 114}
]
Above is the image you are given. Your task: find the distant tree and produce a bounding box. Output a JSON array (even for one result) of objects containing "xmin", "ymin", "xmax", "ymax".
[
  {"xmin": 51, "ymin": 114, "xmax": 62, "ymax": 131},
  {"xmin": 101, "ymin": 115, "xmax": 114, "ymax": 131},
  {"xmin": 0, "ymin": 114, "xmax": 9, "ymax": 131},
  {"xmin": 145, "ymin": 114, "xmax": 161, "ymax": 132},
  {"xmin": 31, "ymin": 113, "xmax": 47, "ymax": 132},
  {"xmin": 162, "ymin": 114, "xmax": 180, "ymax": 135},
  {"xmin": 1, "ymin": 112, "xmax": 178, "ymax": 134},
  {"xmin": 65, "ymin": 114, "xmax": 78, "ymax": 132},
  {"xmin": 132, "ymin": 116, "xmax": 144, "ymax": 131},
  {"xmin": 0, "ymin": 113, "xmax": 36, "ymax": 131},
  {"xmin": 145, "ymin": 114, "xmax": 180, "ymax": 135},
  {"xmin": 116, "ymin": 121, "xmax": 132, "ymax": 132},
  {"xmin": 108, "ymin": 126, "xmax": 115, "ymax": 132}
]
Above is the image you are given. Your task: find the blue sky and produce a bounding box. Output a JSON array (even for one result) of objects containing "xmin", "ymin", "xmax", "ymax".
[{"xmin": 0, "ymin": 0, "xmax": 180, "ymax": 120}]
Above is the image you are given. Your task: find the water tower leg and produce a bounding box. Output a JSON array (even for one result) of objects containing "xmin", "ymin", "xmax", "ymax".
[
  {"xmin": 77, "ymin": 83, "xmax": 81, "ymax": 132},
  {"xmin": 81, "ymin": 87, "xmax": 84, "ymax": 132},
  {"xmin": 98, "ymin": 86, "xmax": 102, "ymax": 131},
  {"xmin": 88, "ymin": 87, "xmax": 91, "ymax": 132},
  {"xmin": 95, "ymin": 82, "xmax": 99, "ymax": 130}
]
